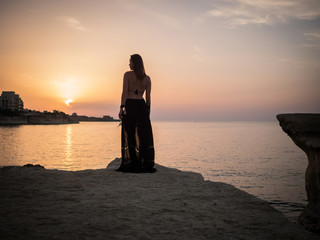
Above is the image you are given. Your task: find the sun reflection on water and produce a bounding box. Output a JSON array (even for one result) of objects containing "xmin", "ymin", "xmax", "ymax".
[{"xmin": 63, "ymin": 125, "xmax": 73, "ymax": 170}]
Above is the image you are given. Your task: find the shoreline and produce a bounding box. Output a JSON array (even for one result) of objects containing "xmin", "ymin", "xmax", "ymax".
[
  {"xmin": 0, "ymin": 121, "xmax": 119, "ymax": 126},
  {"xmin": 0, "ymin": 112, "xmax": 119, "ymax": 125},
  {"xmin": 0, "ymin": 158, "xmax": 317, "ymax": 239},
  {"xmin": 0, "ymin": 120, "xmax": 120, "ymax": 125}
]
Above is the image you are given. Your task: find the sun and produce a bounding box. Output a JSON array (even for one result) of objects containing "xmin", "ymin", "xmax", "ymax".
[{"xmin": 64, "ymin": 99, "xmax": 73, "ymax": 106}]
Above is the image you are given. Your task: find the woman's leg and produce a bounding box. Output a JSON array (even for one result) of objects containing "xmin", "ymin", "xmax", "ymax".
[
  {"xmin": 137, "ymin": 108, "xmax": 155, "ymax": 170},
  {"xmin": 119, "ymin": 109, "xmax": 140, "ymax": 172}
]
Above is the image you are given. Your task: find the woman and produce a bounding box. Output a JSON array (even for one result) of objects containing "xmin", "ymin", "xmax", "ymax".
[{"xmin": 118, "ymin": 54, "xmax": 155, "ymax": 173}]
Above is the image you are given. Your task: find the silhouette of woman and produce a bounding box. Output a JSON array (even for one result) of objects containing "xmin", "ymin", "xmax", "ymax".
[{"xmin": 118, "ymin": 54, "xmax": 155, "ymax": 173}]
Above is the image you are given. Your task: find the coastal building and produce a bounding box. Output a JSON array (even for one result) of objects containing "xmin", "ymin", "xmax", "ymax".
[{"xmin": 0, "ymin": 91, "xmax": 24, "ymax": 111}]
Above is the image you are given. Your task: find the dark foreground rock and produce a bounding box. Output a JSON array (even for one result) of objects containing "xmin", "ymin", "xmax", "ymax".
[
  {"xmin": 0, "ymin": 159, "xmax": 317, "ymax": 240},
  {"xmin": 277, "ymin": 113, "xmax": 320, "ymax": 233}
]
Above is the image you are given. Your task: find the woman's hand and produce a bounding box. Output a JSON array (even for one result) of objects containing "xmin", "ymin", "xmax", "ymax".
[{"xmin": 118, "ymin": 108, "xmax": 124, "ymax": 120}]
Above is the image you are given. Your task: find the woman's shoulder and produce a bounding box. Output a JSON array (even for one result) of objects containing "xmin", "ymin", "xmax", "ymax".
[
  {"xmin": 123, "ymin": 71, "xmax": 135, "ymax": 82},
  {"xmin": 124, "ymin": 71, "xmax": 134, "ymax": 76}
]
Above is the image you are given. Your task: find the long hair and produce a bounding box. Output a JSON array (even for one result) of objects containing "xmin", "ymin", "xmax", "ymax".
[{"xmin": 130, "ymin": 54, "xmax": 146, "ymax": 80}]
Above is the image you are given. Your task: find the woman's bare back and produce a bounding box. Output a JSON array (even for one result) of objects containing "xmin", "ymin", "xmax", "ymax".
[{"xmin": 126, "ymin": 71, "xmax": 150, "ymax": 100}]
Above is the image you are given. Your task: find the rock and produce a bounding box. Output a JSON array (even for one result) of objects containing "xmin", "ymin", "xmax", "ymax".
[
  {"xmin": 0, "ymin": 164, "xmax": 45, "ymax": 170},
  {"xmin": 0, "ymin": 115, "xmax": 28, "ymax": 124},
  {"xmin": 106, "ymin": 157, "xmax": 122, "ymax": 170},
  {"xmin": 277, "ymin": 113, "xmax": 320, "ymax": 232},
  {"xmin": 0, "ymin": 113, "xmax": 79, "ymax": 125},
  {"xmin": 0, "ymin": 158, "xmax": 317, "ymax": 239},
  {"xmin": 22, "ymin": 164, "xmax": 45, "ymax": 169}
]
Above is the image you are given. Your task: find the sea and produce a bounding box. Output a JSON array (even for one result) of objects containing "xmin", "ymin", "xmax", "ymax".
[{"xmin": 0, "ymin": 121, "xmax": 307, "ymax": 222}]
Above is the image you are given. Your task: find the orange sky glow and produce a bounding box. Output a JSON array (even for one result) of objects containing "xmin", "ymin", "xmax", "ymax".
[{"xmin": 1, "ymin": 0, "xmax": 319, "ymax": 120}]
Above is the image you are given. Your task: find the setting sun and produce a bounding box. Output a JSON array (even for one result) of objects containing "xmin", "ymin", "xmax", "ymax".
[{"xmin": 64, "ymin": 99, "xmax": 73, "ymax": 106}]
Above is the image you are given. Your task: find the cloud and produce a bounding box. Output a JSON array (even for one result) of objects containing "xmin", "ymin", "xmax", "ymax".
[
  {"xmin": 192, "ymin": 45, "xmax": 218, "ymax": 64},
  {"xmin": 206, "ymin": 0, "xmax": 320, "ymax": 27},
  {"xmin": 147, "ymin": 10, "xmax": 182, "ymax": 29},
  {"xmin": 303, "ymin": 32, "xmax": 320, "ymax": 49},
  {"xmin": 56, "ymin": 16, "xmax": 87, "ymax": 31},
  {"xmin": 277, "ymin": 57, "xmax": 320, "ymax": 68},
  {"xmin": 119, "ymin": 0, "xmax": 182, "ymax": 29},
  {"xmin": 304, "ymin": 32, "xmax": 320, "ymax": 40}
]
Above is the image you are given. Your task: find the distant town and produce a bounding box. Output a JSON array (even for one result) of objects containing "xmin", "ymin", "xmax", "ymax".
[{"xmin": 0, "ymin": 91, "xmax": 119, "ymax": 125}]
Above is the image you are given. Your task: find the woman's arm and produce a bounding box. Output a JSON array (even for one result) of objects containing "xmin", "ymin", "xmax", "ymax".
[
  {"xmin": 121, "ymin": 72, "xmax": 129, "ymax": 106},
  {"xmin": 119, "ymin": 73, "xmax": 128, "ymax": 119},
  {"xmin": 145, "ymin": 76, "xmax": 151, "ymax": 106}
]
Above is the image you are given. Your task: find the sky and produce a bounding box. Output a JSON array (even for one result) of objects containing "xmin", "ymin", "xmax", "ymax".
[{"xmin": 0, "ymin": 0, "xmax": 319, "ymax": 121}]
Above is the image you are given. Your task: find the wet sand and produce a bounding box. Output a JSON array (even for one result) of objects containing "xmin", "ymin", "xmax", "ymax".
[{"xmin": 0, "ymin": 159, "xmax": 317, "ymax": 240}]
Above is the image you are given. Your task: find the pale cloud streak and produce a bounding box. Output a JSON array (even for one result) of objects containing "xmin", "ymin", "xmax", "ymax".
[
  {"xmin": 119, "ymin": 0, "xmax": 182, "ymax": 29},
  {"xmin": 192, "ymin": 45, "xmax": 218, "ymax": 64},
  {"xmin": 304, "ymin": 32, "xmax": 320, "ymax": 40},
  {"xmin": 56, "ymin": 16, "xmax": 87, "ymax": 31},
  {"xmin": 147, "ymin": 10, "xmax": 182, "ymax": 29},
  {"xmin": 303, "ymin": 32, "xmax": 320, "ymax": 49},
  {"xmin": 206, "ymin": 0, "xmax": 320, "ymax": 27},
  {"xmin": 277, "ymin": 57, "xmax": 320, "ymax": 69}
]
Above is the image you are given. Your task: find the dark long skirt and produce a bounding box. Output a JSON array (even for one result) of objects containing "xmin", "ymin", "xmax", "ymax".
[{"xmin": 118, "ymin": 99, "xmax": 155, "ymax": 173}]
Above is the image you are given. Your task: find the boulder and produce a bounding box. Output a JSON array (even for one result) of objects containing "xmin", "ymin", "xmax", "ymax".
[{"xmin": 277, "ymin": 113, "xmax": 320, "ymax": 232}]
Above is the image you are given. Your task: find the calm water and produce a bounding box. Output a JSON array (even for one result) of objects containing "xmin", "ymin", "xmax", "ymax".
[{"xmin": 0, "ymin": 121, "xmax": 307, "ymax": 221}]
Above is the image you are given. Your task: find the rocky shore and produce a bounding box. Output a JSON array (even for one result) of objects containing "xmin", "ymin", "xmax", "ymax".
[
  {"xmin": 0, "ymin": 113, "xmax": 119, "ymax": 125},
  {"xmin": 0, "ymin": 159, "xmax": 317, "ymax": 240},
  {"xmin": 277, "ymin": 113, "xmax": 320, "ymax": 232},
  {"xmin": 0, "ymin": 113, "xmax": 78, "ymax": 125}
]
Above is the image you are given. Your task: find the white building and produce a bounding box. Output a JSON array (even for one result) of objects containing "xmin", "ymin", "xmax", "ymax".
[{"xmin": 0, "ymin": 91, "xmax": 24, "ymax": 111}]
